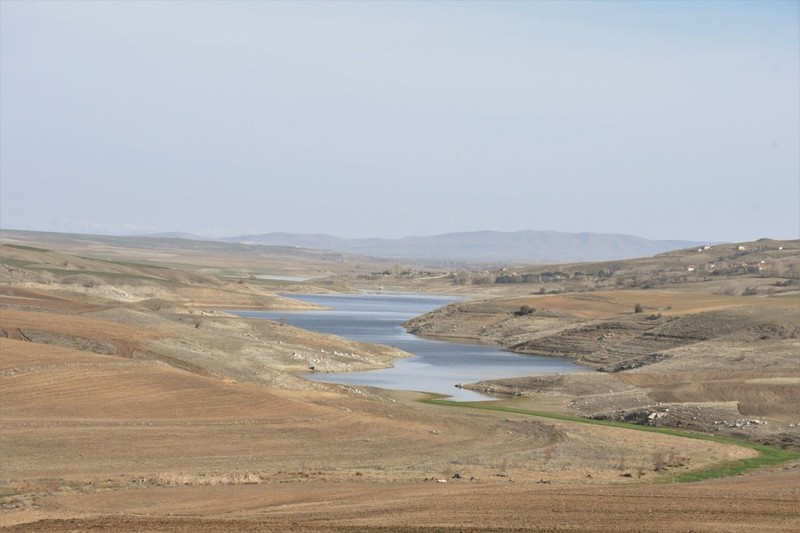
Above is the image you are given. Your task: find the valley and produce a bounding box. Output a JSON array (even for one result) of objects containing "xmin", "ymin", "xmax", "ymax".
[{"xmin": 1, "ymin": 231, "xmax": 798, "ymax": 531}]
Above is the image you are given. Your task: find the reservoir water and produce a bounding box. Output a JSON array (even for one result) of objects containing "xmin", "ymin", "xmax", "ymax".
[{"xmin": 235, "ymin": 293, "xmax": 588, "ymax": 401}]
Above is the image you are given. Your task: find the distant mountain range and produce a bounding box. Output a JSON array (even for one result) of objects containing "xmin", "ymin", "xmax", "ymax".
[
  {"xmin": 2, "ymin": 228, "xmax": 707, "ymax": 264},
  {"xmin": 222, "ymin": 231, "xmax": 705, "ymax": 264}
]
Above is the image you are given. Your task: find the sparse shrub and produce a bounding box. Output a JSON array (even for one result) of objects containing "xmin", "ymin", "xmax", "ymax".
[
  {"xmin": 151, "ymin": 471, "xmax": 266, "ymax": 487},
  {"xmin": 652, "ymin": 451, "xmax": 665, "ymax": 472},
  {"xmin": 449, "ymin": 273, "xmax": 469, "ymax": 285},
  {"xmin": 634, "ymin": 303, "xmax": 643, "ymax": 313},
  {"xmin": 63, "ymin": 275, "xmax": 97, "ymax": 288},
  {"xmin": 742, "ymin": 286, "xmax": 759, "ymax": 296},
  {"xmin": 717, "ymin": 284, "xmax": 739, "ymax": 296},
  {"xmin": 514, "ymin": 305, "xmax": 535, "ymax": 317}
]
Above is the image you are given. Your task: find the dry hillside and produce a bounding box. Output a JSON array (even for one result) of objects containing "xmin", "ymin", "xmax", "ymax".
[
  {"xmin": 405, "ymin": 240, "xmax": 800, "ymax": 449},
  {"xmin": 1, "ymin": 235, "xmax": 799, "ymax": 531}
]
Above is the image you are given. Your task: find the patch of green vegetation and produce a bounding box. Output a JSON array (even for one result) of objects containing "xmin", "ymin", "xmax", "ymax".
[
  {"xmin": 80, "ymin": 256, "xmax": 172, "ymax": 270},
  {"xmin": 30, "ymin": 267, "xmax": 179, "ymax": 285},
  {"xmin": 137, "ymin": 260, "xmax": 219, "ymax": 271},
  {"xmin": 0, "ymin": 258, "xmax": 35, "ymax": 268},
  {"xmin": 423, "ymin": 397, "xmax": 799, "ymax": 482},
  {"xmin": 672, "ymin": 443, "xmax": 798, "ymax": 483},
  {"xmin": 2, "ymin": 243, "xmax": 50, "ymax": 252}
]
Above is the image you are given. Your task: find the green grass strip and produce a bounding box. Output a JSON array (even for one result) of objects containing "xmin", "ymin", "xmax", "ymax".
[
  {"xmin": 0, "ymin": 258, "xmax": 35, "ymax": 268},
  {"xmin": 80, "ymin": 256, "xmax": 172, "ymax": 269},
  {"xmin": 423, "ymin": 397, "xmax": 799, "ymax": 483},
  {"xmin": 2, "ymin": 243, "xmax": 50, "ymax": 252}
]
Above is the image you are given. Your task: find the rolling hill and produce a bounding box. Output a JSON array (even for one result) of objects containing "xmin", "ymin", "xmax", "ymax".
[{"xmin": 227, "ymin": 230, "xmax": 705, "ymax": 263}]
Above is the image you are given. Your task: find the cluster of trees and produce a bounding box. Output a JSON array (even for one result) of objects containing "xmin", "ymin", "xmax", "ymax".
[
  {"xmin": 449, "ymin": 272, "xmax": 495, "ymax": 285},
  {"xmin": 495, "ymin": 269, "xmax": 616, "ymax": 284},
  {"xmin": 363, "ymin": 269, "xmax": 440, "ymax": 279},
  {"xmin": 495, "ymin": 273, "xmax": 538, "ymax": 284},
  {"xmin": 449, "ymin": 252, "xmax": 799, "ymax": 289}
]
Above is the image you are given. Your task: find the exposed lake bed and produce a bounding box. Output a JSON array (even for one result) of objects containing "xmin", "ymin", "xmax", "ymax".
[{"xmin": 234, "ymin": 293, "xmax": 588, "ymax": 401}]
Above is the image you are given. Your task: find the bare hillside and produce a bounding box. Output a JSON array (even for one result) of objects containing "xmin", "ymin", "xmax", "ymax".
[{"xmin": 1, "ymin": 235, "xmax": 799, "ymax": 531}]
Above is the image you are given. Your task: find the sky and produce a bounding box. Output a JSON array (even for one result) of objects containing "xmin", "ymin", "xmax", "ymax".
[{"xmin": 1, "ymin": 0, "xmax": 798, "ymax": 242}]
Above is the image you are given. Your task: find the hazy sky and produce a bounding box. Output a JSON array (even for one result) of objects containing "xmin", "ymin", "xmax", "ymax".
[{"xmin": 1, "ymin": 1, "xmax": 798, "ymax": 242}]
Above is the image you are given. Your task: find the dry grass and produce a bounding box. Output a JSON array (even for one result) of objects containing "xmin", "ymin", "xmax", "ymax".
[{"xmin": 502, "ymin": 289, "xmax": 799, "ymax": 319}]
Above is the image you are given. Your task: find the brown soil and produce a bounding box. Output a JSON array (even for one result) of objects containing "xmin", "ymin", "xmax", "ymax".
[
  {"xmin": 2, "ymin": 238, "xmax": 800, "ymax": 531},
  {"xmin": 6, "ymin": 336, "xmax": 781, "ymax": 531},
  {"xmin": 5, "ymin": 469, "xmax": 800, "ymax": 532}
]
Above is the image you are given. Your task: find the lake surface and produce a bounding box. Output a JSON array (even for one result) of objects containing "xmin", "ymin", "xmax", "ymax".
[{"xmin": 234, "ymin": 293, "xmax": 588, "ymax": 401}]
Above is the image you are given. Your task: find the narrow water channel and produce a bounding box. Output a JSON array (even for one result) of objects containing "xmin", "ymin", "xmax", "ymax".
[{"xmin": 235, "ymin": 293, "xmax": 588, "ymax": 401}]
